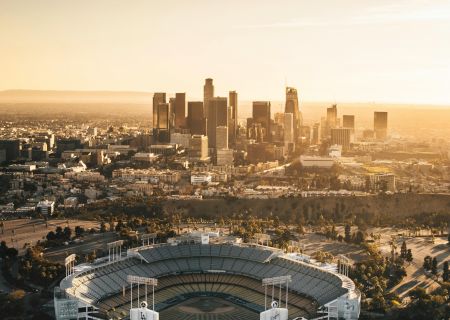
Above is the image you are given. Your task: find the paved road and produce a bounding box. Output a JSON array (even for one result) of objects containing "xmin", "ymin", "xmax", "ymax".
[{"xmin": 44, "ymin": 232, "xmax": 118, "ymax": 264}]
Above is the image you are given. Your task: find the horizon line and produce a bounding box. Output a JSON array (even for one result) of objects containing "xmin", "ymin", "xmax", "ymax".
[{"xmin": 1, "ymin": 88, "xmax": 450, "ymax": 108}]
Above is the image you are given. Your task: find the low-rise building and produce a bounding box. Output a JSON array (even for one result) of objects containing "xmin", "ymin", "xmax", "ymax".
[{"xmin": 36, "ymin": 200, "xmax": 55, "ymax": 215}]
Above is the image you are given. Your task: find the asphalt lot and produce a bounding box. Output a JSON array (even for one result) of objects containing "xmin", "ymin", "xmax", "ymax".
[{"xmin": 0, "ymin": 218, "xmax": 100, "ymax": 254}]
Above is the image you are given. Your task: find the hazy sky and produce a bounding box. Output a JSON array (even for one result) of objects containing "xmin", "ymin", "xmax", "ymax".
[{"xmin": 1, "ymin": 0, "xmax": 450, "ymax": 104}]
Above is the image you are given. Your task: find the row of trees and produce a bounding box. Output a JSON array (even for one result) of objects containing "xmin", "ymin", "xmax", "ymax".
[
  {"xmin": 18, "ymin": 245, "xmax": 64, "ymax": 287},
  {"xmin": 45, "ymin": 225, "xmax": 89, "ymax": 246},
  {"xmin": 423, "ymin": 255, "xmax": 450, "ymax": 283}
]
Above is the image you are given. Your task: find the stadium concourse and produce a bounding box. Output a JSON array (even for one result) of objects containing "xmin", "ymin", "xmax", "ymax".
[{"xmin": 55, "ymin": 233, "xmax": 360, "ymax": 320}]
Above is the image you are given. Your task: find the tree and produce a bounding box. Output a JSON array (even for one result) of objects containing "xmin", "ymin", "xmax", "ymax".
[
  {"xmin": 55, "ymin": 226, "xmax": 63, "ymax": 239},
  {"xmin": 400, "ymin": 241, "xmax": 407, "ymax": 259},
  {"xmin": 448, "ymin": 233, "xmax": 450, "ymax": 246},
  {"xmin": 409, "ymin": 287, "xmax": 429, "ymax": 300},
  {"xmin": 0, "ymin": 241, "xmax": 7, "ymax": 258},
  {"xmin": 115, "ymin": 220, "xmax": 125, "ymax": 232},
  {"xmin": 423, "ymin": 256, "xmax": 432, "ymax": 271},
  {"xmin": 354, "ymin": 231, "xmax": 365, "ymax": 244},
  {"xmin": 443, "ymin": 261, "xmax": 449, "ymax": 282},
  {"xmin": 431, "ymin": 257, "xmax": 438, "ymax": 275},
  {"xmin": 46, "ymin": 231, "xmax": 56, "ymax": 241},
  {"xmin": 75, "ymin": 226, "xmax": 85, "ymax": 237},
  {"xmin": 406, "ymin": 249, "xmax": 413, "ymax": 263},
  {"xmin": 100, "ymin": 222, "xmax": 107, "ymax": 233},
  {"xmin": 63, "ymin": 227, "xmax": 72, "ymax": 240},
  {"xmin": 6, "ymin": 247, "xmax": 18, "ymax": 259},
  {"xmin": 345, "ymin": 224, "xmax": 351, "ymax": 243}
]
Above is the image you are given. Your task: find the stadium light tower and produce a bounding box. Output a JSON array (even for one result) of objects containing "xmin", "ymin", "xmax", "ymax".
[
  {"xmin": 107, "ymin": 240, "xmax": 124, "ymax": 262},
  {"xmin": 262, "ymin": 275, "xmax": 292, "ymax": 319},
  {"xmin": 128, "ymin": 275, "xmax": 158, "ymax": 310},
  {"xmin": 64, "ymin": 254, "xmax": 76, "ymax": 278},
  {"xmin": 254, "ymin": 233, "xmax": 271, "ymax": 246},
  {"xmin": 141, "ymin": 233, "xmax": 157, "ymax": 246},
  {"xmin": 338, "ymin": 254, "xmax": 351, "ymax": 277}
]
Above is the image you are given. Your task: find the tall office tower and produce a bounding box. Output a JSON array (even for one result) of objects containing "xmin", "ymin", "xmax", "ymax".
[
  {"xmin": 216, "ymin": 126, "xmax": 228, "ymax": 150},
  {"xmin": 152, "ymin": 93, "xmax": 166, "ymax": 128},
  {"xmin": 312, "ymin": 123, "xmax": 321, "ymax": 145},
  {"xmin": 285, "ymin": 87, "xmax": 302, "ymax": 143},
  {"xmin": 203, "ymin": 78, "xmax": 214, "ymax": 117},
  {"xmin": 228, "ymin": 91, "xmax": 238, "ymax": 146},
  {"xmin": 169, "ymin": 98, "xmax": 176, "ymax": 129},
  {"xmin": 283, "ymin": 113, "xmax": 294, "ymax": 144},
  {"xmin": 154, "ymin": 103, "xmax": 170, "ymax": 142},
  {"xmin": 342, "ymin": 115, "xmax": 355, "ymax": 130},
  {"xmin": 187, "ymin": 101, "xmax": 206, "ymax": 135},
  {"xmin": 252, "ymin": 101, "xmax": 271, "ymax": 142},
  {"xmin": 374, "ymin": 111, "xmax": 388, "ymax": 140},
  {"xmin": 327, "ymin": 104, "xmax": 338, "ymax": 128},
  {"xmin": 174, "ymin": 93, "xmax": 186, "ymax": 129},
  {"xmin": 331, "ymin": 128, "xmax": 353, "ymax": 150},
  {"xmin": 207, "ymin": 97, "xmax": 228, "ymax": 148},
  {"xmin": 189, "ymin": 135, "xmax": 209, "ymax": 162}
]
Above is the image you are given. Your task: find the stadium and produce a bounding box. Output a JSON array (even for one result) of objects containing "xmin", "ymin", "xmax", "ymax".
[{"xmin": 55, "ymin": 233, "xmax": 360, "ymax": 320}]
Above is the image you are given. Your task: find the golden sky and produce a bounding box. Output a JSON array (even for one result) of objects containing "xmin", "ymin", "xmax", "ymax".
[{"xmin": 1, "ymin": 0, "xmax": 450, "ymax": 104}]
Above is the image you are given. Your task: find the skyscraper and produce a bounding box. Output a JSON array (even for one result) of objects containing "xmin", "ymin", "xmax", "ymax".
[
  {"xmin": 174, "ymin": 93, "xmax": 186, "ymax": 129},
  {"xmin": 285, "ymin": 87, "xmax": 302, "ymax": 143},
  {"xmin": 252, "ymin": 101, "xmax": 271, "ymax": 142},
  {"xmin": 228, "ymin": 91, "xmax": 238, "ymax": 146},
  {"xmin": 312, "ymin": 123, "xmax": 321, "ymax": 145},
  {"xmin": 374, "ymin": 111, "xmax": 388, "ymax": 140},
  {"xmin": 327, "ymin": 104, "xmax": 338, "ymax": 128},
  {"xmin": 152, "ymin": 92, "xmax": 166, "ymax": 128},
  {"xmin": 187, "ymin": 101, "xmax": 206, "ymax": 135},
  {"xmin": 216, "ymin": 126, "xmax": 228, "ymax": 150},
  {"xmin": 154, "ymin": 103, "xmax": 170, "ymax": 142},
  {"xmin": 342, "ymin": 115, "xmax": 355, "ymax": 130},
  {"xmin": 203, "ymin": 78, "xmax": 214, "ymax": 118},
  {"xmin": 283, "ymin": 113, "xmax": 294, "ymax": 144},
  {"xmin": 207, "ymin": 97, "xmax": 228, "ymax": 148}
]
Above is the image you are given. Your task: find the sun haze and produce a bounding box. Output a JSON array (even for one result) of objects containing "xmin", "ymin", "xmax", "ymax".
[{"xmin": 1, "ymin": 0, "xmax": 450, "ymax": 104}]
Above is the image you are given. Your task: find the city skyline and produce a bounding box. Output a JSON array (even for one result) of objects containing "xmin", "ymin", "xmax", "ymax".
[
  {"xmin": 1, "ymin": 0, "xmax": 450, "ymax": 105},
  {"xmin": 1, "ymin": 2, "xmax": 450, "ymax": 319}
]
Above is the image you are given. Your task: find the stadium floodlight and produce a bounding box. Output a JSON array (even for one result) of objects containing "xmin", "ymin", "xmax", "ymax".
[
  {"xmin": 337, "ymin": 254, "xmax": 351, "ymax": 276},
  {"xmin": 64, "ymin": 253, "xmax": 76, "ymax": 266},
  {"xmin": 262, "ymin": 275, "xmax": 292, "ymax": 286},
  {"xmin": 64, "ymin": 254, "xmax": 76, "ymax": 278},
  {"xmin": 254, "ymin": 233, "xmax": 271, "ymax": 246},
  {"xmin": 262, "ymin": 275, "xmax": 292, "ymax": 310},
  {"xmin": 107, "ymin": 240, "xmax": 124, "ymax": 249},
  {"xmin": 141, "ymin": 233, "xmax": 157, "ymax": 246},
  {"xmin": 107, "ymin": 240, "xmax": 124, "ymax": 262},
  {"xmin": 127, "ymin": 275, "xmax": 158, "ymax": 286},
  {"xmin": 127, "ymin": 275, "xmax": 158, "ymax": 312}
]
